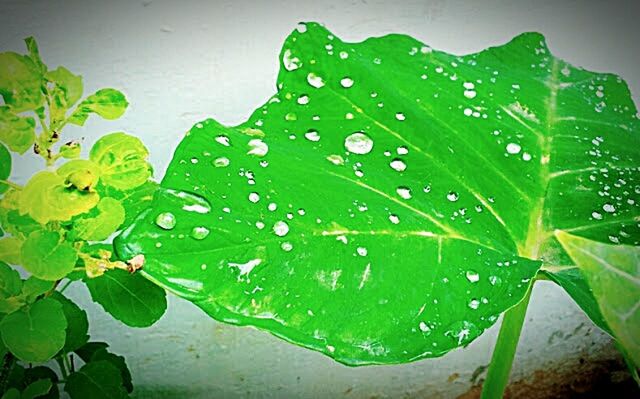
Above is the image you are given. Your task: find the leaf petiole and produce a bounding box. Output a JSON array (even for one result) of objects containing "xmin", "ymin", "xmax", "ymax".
[{"xmin": 480, "ymin": 284, "xmax": 533, "ymax": 398}]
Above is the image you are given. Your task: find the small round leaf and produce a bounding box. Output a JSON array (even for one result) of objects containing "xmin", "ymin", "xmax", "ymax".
[
  {"xmin": 21, "ymin": 230, "xmax": 77, "ymax": 281},
  {"xmin": 0, "ymin": 298, "xmax": 67, "ymax": 362}
]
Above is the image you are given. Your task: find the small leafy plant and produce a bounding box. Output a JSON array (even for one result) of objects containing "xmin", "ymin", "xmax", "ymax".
[
  {"xmin": 0, "ymin": 38, "xmax": 166, "ymax": 398},
  {"xmin": 116, "ymin": 22, "xmax": 639, "ymax": 397}
]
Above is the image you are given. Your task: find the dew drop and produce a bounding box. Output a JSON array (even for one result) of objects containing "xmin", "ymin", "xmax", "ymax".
[
  {"xmin": 247, "ymin": 139, "xmax": 268, "ymax": 157},
  {"xmin": 468, "ymin": 298, "xmax": 480, "ymax": 310},
  {"xmin": 356, "ymin": 247, "xmax": 368, "ymax": 256},
  {"xmin": 466, "ymin": 270, "xmax": 480, "ymax": 283},
  {"xmin": 191, "ymin": 226, "xmax": 210, "ymax": 240},
  {"xmin": 464, "ymin": 90, "xmax": 477, "ymax": 99},
  {"xmin": 215, "ymin": 135, "xmax": 230, "ymax": 146},
  {"xmin": 304, "ymin": 130, "xmax": 321, "ymax": 142},
  {"xmin": 603, "ymin": 203, "xmax": 615, "ymax": 213},
  {"xmin": 297, "ymin": 95, "xmax": 310, "ymax": 105},
  {"xmin": 344, "ymin": 132, "xmax": 374, "ymax": 154},
  {"xmin": 419, "ymin": 321, "xmax": 431, "ymax": 333},
  {"xmin": 155, "ymin": 212, "xmax": 176, "ymax": 230},
  {"xmin": 268, "ymin": 203, "xmax": 277, "ymax": 212},
  {"xmin": 397, "ymin": 146, "xmax": 409, "ymax": 155},
  {"xmin": 522, "ymin": 152, "xmax": 532, "ymax": 161},
  {"xmin": 281, "ymin": 242, "xmax": 293, "ymax": 252},
  {"xmin": 248, "ymin": 192, "xmax": 260, "ymax": 203},
  {"xmin": 389, "ymin": 159, "xmax": 407, "ymax": 172},
  {"xmin": 506, "ymin": 143, "xmax": 521, "ymax": 154},
  {"xmin": 283, "ymin": 49, "xmax": 301, "ymax": 71},
  {"xmin": 213, "ymin": 157, "xmax": 230, "ymax": 167},
  {"xmin": 307, "ymin": 73, "xmax": 325, "ymax": 88},
  {"xmin": 273, "ymin": 221, "xmax": 290, "ymax": 237},
  {"xmin": 395, "ymin": 112, "xmax": 406, "ymax": 121},
  {"xmin": 396, "ymin": 187, "xmax": 412, "ymax": 199},
  {"xmin": 389, "ymin": 214, "xmax": 400, "ymax": 224},
  {"xmin": 591, "ymin": 211, "xmax": 603, "ymax": 220},
  {"xmin": 340, "ymin": 77, "xmax": 354, "ymax": 88},
  {"xmin": 446, "ymin": 192, "xmax": 459, "ymax": 202},
  {"xmin": 339, "ymin": 51, "xmax": 349, "ymax": 59}
]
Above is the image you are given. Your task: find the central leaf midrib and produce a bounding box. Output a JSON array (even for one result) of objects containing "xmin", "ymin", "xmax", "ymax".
[{"xmin": 521, "ymin": 58, "xmax": 559, "ymax": 259}]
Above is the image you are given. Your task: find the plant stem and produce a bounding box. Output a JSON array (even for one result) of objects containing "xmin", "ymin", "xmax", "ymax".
[
  {"xmin": 480, "ymin": 286, "xmax": 533, "ymax": 399},
  {"xmin": 55, "ymin": 356, "xmax": 68, "ymax": 380},
  {"xmin": 58, "ymin": 279, "xmax": 73, "ymax": 293},
  {"xmin": 0, "ymin": 179, "xmax": 22, "ymax": 190},
  {"xmin": 0, "ymin": 352, "xmax": 16, "ymax": 393}
]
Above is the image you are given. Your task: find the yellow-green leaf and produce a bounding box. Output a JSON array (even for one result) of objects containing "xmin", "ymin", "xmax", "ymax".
[
  {"xmin": 59, "ymin": 140, "xmax": 81, "ymax": 159},
  {"xmin": 46, "ymin": 66, "xmax": 83, "ymax": 107},
  {"xmin": 0, "ymin": 106, "xmax": 36, "ymax": 154},
  {"xmin": 90, "ymin": 132, "xmax": 152, "ymax": 190},
  {"xmin": 58, "ymin": 159, "xmax": 101, "ymax": 191},
  {"xmin": 71, "ymin": 197, "xmax": 125, "ymax": 241},
  {"xmin": 67, "ymin": 88, "xmax": 128, "ymax": 126},
  {"xmin": 0, "ymin": 236, "xmax": 23, "ymax": 265},
  {"xmin": 21, "ymin": 230, "xmax": 77, "ymax": 281},
  {"xmin": 0, "ymin": 52, "xmax": 44, "ymax": 112},
  {"xmin": 24, "ymin": 37, "xmax": 46, "ymax": 73},
  {"xmin": 19, "ymin": 171, "xmax": 99, "ymax": 224},
  {"xmin": 556, "ymin": 230, "xmax": 640, "ymax": 367}
]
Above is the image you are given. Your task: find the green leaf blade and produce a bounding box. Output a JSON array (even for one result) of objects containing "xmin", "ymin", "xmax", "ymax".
[
  {"xmin": 116, "ymin": 23, "xmax": 638, "ymax": 365},
  {"xmin": 0, "ymin": 106, "xmax": 36, "ymax": 154},
  {"xmin": 556, "ymin": 231, "xmax": 640, "ymax": 367},
  {"xmin": 0, "ymin": 298, "xmax": 67, "ymax": 362},
  {"xmin": 89, "ymin": 132, "xmax": 152, "ymax": 190},
  {"xmin": 67, "ymin": 88, "xmax": 128, "ymax": 126},
  {"xmin": 0, "ymin": 52, "xmax": 44, "ymax": 112},
  {"xmin": 64, "ymin": 360, "xmax": 129, "ymax": 399},
  {"xmin": 21, "ymin": 230, "xmax": 77, "ymax": 281},
  {"xmin": 50, "ymin": 291, "xmax": 89, "ymax": 353},
  {"xmin": 85, "ymin": 269, "xmax": 167, "ymax": 328}
]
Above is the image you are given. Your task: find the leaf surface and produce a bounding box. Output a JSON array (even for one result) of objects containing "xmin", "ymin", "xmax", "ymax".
[
  {"xmin": 67, "ymin": 88, "xmax": 128, "ymax": 126},
  {"xmin": 89, "ymin": 132, "xmax": 152, "ymax": 190},
  {"xmin": 116, "ymin": 24, "xmax": 639, "ymax": 365},
  {"xmin": 21, "ymin": 230, "xmax": 77, "ymax": 281},
  {"xmin": 0, "ymin": 298, "xmax": 67, "ymax": 362},
  {"xmin": 64, "ymin": 360, "xmax": 129, "ymax": 399},
  {"xmin": 85, "ymin": 269, "xmax": 167, "ymax": 327},
  {"xmin": 51, "ymin": 291, "xmax": 89, "ymax": 353},
  {"xmin": 556, "ymin": 231, "xmax": 640, "ymax": 367},
  {"xmin": 0, "ymin": 52, "xmax": 43, "ymax": 112},
  {"xmin": 0, "ymin": 106, "xmax": 36, "ymax": 154}
]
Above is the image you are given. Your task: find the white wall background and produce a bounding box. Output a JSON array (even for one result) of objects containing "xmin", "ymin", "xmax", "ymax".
[{"xmin": 1, "ymin": 0, "xmax": 638, "ymax": 397}]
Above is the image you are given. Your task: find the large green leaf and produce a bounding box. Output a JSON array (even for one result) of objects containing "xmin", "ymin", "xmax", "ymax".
[
  {"xmin": 116, "ymin": 24, "xmax": 639, "ymax": 365},
  {"xmin": 556, "ymin": 231, "xmax": 640, "ymax": 367},
  {"xmin": 85, "ymin": 269, "xmax": 167, "ymax": 327},
  {"xmin": 0, "ymin": 298, "xmax": 67, "ymax": 362}
]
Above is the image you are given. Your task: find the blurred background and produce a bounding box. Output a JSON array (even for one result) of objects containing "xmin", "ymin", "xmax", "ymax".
[{"xmin": 1, "ymin": 0, "xmax": 639, "ymax": 397}]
